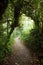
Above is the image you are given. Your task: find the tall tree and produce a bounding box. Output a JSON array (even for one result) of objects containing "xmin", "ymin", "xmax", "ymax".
[{"xmin": 8, "ymin": 0, "xmax": 23, "ymax": 38}]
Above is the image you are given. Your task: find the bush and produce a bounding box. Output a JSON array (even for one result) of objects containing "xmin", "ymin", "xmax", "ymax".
[{"xmin": 20, "ymin": 29, "xmax": 43, "ymax": 53}]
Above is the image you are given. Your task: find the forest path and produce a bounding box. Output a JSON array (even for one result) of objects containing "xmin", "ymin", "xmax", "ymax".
[{"xmin": 3, "ymin": 37, "xmax": 33, "ymax": 65}]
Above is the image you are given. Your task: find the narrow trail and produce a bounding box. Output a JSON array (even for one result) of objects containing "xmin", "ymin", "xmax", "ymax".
[{"xmin": 3, "ymin": 37, "xmax": 33, "ymax": 65}]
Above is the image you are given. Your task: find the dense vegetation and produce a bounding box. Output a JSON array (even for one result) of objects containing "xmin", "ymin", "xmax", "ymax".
[{"xmin": 0, "ymin": 0, "xmax": 43, "ymax": 65}]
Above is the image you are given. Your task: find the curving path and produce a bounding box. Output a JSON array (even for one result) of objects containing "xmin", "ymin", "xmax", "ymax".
[{"xmin": 3, "ymin": 37, "xmax": 33, "ymax": 65}]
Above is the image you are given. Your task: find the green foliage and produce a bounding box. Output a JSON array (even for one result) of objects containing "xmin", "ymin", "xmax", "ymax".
[
  {"xmin": 20, "ymin": 27, "xmax": 43, "ymax": 65},
  {"xmin": 0, "ymin": 1, "xmax": 14, "ymax": 62},
  {"xmin": 20, "ymin": 28, "xmax": 43, "ymax": 52},
  {"xmin": 13, "ymin": 27, "xmax": 21, "ymax": 38},
  {"xmin": 0, "ymin": 0, "xmax": 43, "ymax": 64}
]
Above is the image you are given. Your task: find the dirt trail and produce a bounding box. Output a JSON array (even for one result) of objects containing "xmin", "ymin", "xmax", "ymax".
[{"xmin": 3, "ymin": 37, "xmax": 33, "ymax": 65}]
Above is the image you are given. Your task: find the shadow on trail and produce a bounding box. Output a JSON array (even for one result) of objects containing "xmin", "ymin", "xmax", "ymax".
[{"xmin": 3, "ymin": 37, "xmax": 33, "ymax": 65}]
